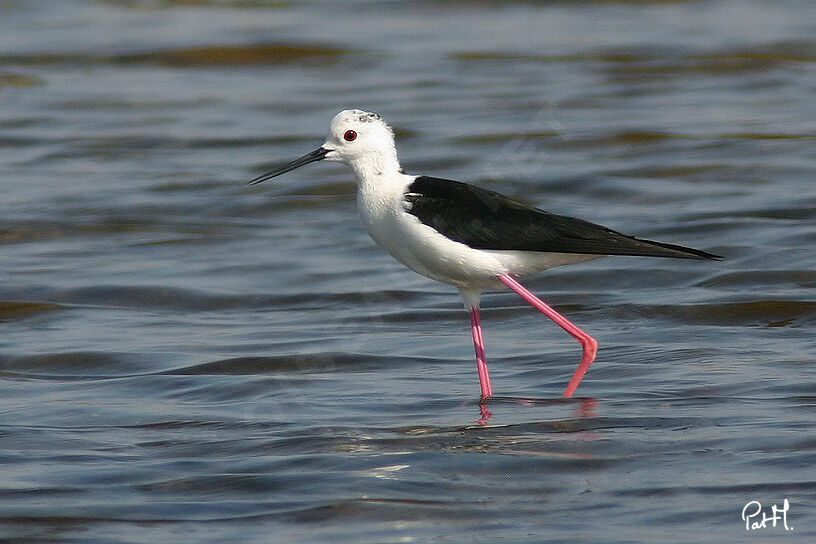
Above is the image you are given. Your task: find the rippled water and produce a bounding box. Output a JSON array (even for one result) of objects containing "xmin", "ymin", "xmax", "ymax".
[{"xmin": 1, "ymin": 1, "xmax": 815, "ymax": 542}]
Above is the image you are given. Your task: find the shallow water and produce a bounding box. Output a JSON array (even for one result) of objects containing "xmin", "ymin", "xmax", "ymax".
[{"xmin": 1, "ymin": 1, "xmax": 815, "ymax": 542}]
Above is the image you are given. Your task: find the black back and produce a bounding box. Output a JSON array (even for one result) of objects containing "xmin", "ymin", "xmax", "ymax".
[{"xmin": 403, "ymin": 176, "xmax": 721, "ymax": 260}]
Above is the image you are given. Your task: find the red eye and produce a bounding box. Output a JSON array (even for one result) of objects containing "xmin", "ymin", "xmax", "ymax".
[{"xmin": 343, "ymin": 129, "xmax": 357, "ymax": 142}]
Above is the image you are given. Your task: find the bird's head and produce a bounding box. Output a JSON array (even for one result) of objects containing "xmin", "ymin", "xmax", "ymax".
[{"xmin": 249, "ymin": 109, "xmax": 399, "ymax": 185}]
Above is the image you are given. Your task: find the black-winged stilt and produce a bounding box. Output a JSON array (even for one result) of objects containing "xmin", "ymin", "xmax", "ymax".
[{"xmin": 250, "ymin": 109, "xmax": 721, "ymax": 399}]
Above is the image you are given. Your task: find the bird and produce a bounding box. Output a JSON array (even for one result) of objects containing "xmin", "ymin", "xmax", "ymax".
[{"xmin": 249, "ymin": 109, "xmax": 721, "ymax": 400}]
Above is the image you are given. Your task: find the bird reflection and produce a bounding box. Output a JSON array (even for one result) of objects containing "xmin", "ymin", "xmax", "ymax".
[{"xmin": 475, "ymin": 396, "xmax": 598, "ymax": 425}]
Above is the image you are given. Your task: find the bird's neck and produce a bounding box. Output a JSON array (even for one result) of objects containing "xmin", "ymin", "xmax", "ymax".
[{"xmin": 347, "ymin": 150, "xmax": 402, "ymax": 189}]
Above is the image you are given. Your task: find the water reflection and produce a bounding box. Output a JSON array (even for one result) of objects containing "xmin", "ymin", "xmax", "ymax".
[
  {"xmin": 475, "ymin": 396, "xmax": 599, "ymax": 425},
  {"xmin": 478, "ymin": 401, "xmax": 492, "ymax": 425}
]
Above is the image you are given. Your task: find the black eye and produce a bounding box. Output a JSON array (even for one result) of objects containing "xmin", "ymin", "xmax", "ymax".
[{"xmin": 343, "ymin": 129, "xmax": 357, "ymax": 142}]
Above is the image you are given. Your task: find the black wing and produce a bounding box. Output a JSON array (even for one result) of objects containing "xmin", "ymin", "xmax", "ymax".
[{"xmin": 404, "ymin": 176, "xmax": 721, "ymax": 260}]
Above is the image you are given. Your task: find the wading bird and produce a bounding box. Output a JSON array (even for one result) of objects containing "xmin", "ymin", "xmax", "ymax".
[{"xmin": 249, "ymin": 110, "xmax": 721, "ymax": 399}]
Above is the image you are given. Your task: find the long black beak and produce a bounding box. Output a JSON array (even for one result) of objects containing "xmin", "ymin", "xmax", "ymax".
[{"xmin": 248, "ymin": 147, "xmax": 330, "ymax": 185}]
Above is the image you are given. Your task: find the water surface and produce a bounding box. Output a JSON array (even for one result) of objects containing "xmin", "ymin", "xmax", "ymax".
[{"xmin": 1, "ymin": 1, "xmax": 814, "ymax": 542}]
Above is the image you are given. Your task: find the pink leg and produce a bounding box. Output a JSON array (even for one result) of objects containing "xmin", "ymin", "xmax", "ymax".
[
  {"xmin": 498, "ymin": 274, "xmax": 598, "ymax": 398},
  {"xmin": 469, "ymin": 306, "xmax": 493, "ymax": 399}
]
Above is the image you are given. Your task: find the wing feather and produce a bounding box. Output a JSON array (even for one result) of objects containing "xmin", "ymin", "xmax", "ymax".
[{"xmin": 404, "ymin": 176, "xmax": 721, "ymax": 260}]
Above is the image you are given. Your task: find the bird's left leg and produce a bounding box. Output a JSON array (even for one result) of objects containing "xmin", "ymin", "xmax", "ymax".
[
  {"xmin": 497, "ymin": 274, "xmax": 597, "ymax": 398},
  {"xmin": 469, "ymin": 305, "xmax": 493, "ymax": 400}
]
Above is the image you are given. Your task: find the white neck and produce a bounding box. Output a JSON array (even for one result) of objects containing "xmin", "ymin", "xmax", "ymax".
[{"xmin": 347, "ymin": 149, "xmax": 402, "ymax": 187}]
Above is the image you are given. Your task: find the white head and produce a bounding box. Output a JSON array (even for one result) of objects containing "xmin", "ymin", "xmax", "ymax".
[{"xmin": 249, "ymin": 109, "xmax": 401, "ymax": 185}]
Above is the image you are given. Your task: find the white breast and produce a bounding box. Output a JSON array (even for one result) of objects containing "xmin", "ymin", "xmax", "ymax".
[{"xmin": 356, "ymin": 176, "xmax": 507, "ymax": 289}]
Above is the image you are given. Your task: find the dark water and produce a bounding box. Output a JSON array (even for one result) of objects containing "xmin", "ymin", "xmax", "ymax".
[{"xmin": 1, "ymin": 1, "xmax": 815, "ymax": 542}]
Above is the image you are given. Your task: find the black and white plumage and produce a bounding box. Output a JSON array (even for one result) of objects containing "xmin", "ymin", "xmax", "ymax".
[
  {"xmin": 249, "ymin": 109, "xmax": 721, "ymax": 401},
  {"xmin": 404, "ymin": 175, "xmax": 717, "ymax": 259}
]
